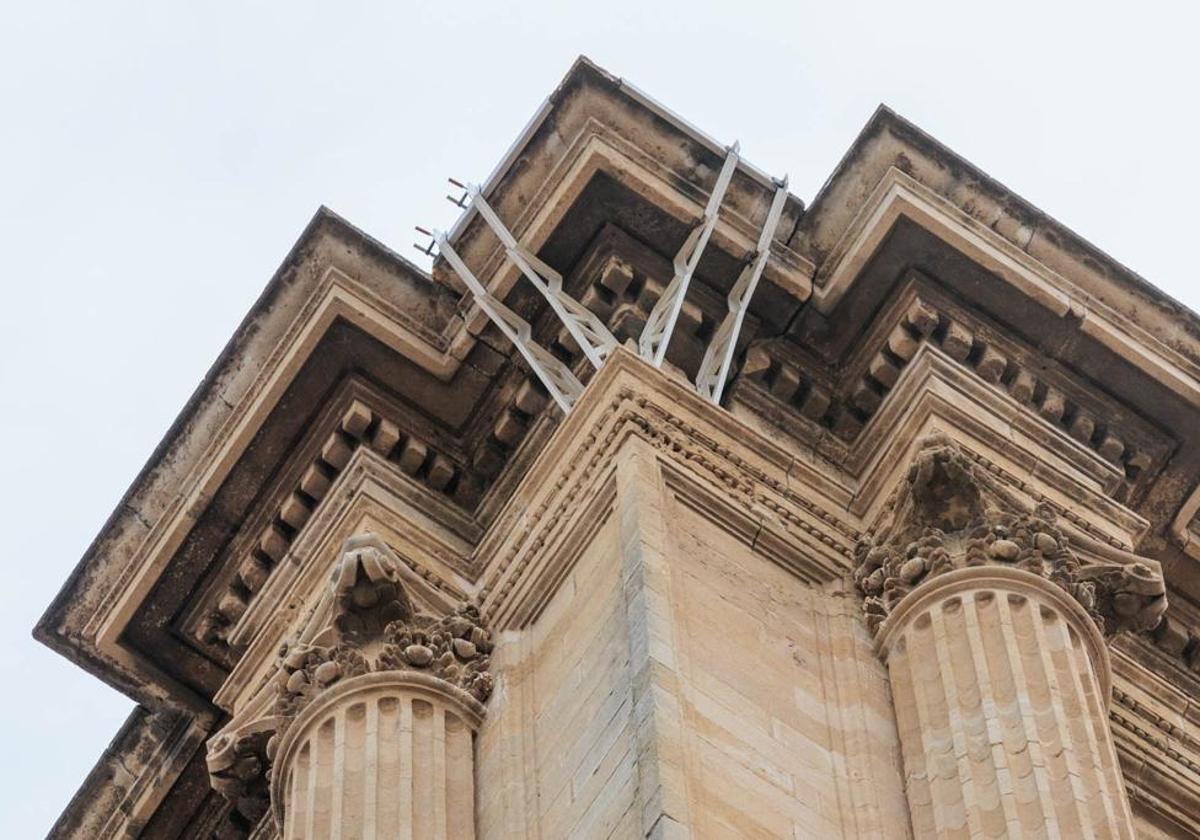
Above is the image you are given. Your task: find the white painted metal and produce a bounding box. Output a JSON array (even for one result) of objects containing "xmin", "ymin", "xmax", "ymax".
[
  {"xmin": 436, "ymin": 233, "xmax": 583, "ymax": 412},
  {"xmin": 638, "ymin": 143, "xmax": 740, "ymax": 367},
  {"xmin": 695, "ymin": 177, "xmax": 790, "ymax": 404},
  {"xmin": 431, "ymin": 132, "xmax": 788, "ymax": 414},
  {"xmin": 467, "ymin": 186, "xmax": 619, "ymax": 369}
]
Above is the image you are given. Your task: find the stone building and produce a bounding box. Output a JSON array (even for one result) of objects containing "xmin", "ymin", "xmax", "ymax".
[{"xmin": 35, "ymin": 57, "xmax": 1200, "ymax": 838}]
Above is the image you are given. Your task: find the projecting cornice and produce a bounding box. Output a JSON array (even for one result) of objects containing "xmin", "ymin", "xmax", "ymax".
[
  {"xmin": 35, "ymin": 55, "xmax": 1200, "ymax": 837},
  {"xmin": 796, "ymin": 104, "xmax": 1200, "ymax": 380}
]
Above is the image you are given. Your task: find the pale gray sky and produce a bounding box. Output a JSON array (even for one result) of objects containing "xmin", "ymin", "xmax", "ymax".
[{"xmin": 1, "ymin": 1, "xmax": 1196, "ymax": 834}]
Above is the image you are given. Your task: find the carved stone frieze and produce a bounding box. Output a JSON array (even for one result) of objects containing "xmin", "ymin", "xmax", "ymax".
[{"xmin": 853, "ymin": 432, "xmax": 1167, "ymax": 637}]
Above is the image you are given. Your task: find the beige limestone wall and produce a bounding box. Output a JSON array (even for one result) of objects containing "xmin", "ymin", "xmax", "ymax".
[
  {"xmin": 660, "ymin": 485, "xmax": 909, "ymax": 839},
  {"xmin": 477, "ymin": 438, "xmax": 909, "ymax": 838},
  {"xmin": 478, "ymin": 510, "xmax": 639, "ymax": 838}
]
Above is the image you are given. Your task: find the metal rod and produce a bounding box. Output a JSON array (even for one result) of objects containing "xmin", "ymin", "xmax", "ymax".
[
  {"xmin": 467, "ymin": 185, "xmax": 619, "ymax": 370},
  {"xmin": 638, "ymin": 143, "xmax": 740, "ymax": 367},
  {"xmin": 435, "ymin": 232, "xmax": 583, "ymax": 412},
  {"xmin": 695, "ymin": 177, "xmax": 789, "ymax": 404}
]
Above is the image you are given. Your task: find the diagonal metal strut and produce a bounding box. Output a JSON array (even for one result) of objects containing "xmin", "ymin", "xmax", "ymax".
[
  {"xmin": 429, "ymin": 140, "xmax": 785, "ymax": 415},
  {"xmin": 467, "ymin": 186, "xmax": 619, "ymax": 370},
  {"xmin": 436, "ymin": 232, "xmax": 584, "ymax": 413},
  {"xmin": 695, "ymin": 176, "xmax": 789, "ymax": 404},
  {"xmin": 638, "ymin": 143, "xmax": 741, "ymax": 367}
]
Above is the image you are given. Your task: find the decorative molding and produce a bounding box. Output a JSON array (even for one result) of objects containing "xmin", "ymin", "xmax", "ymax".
[
  {"xmin": 853, "ymin": 433, "xmax": 1166, "ymax": 638},
  {"xmin": 205, "ymin": 534, "xmax": 493, "ymax": 837},
  {"xmin": 742, "ymin": 281, "xmax": 1170, "ymax": 495},
  {"xmin": 274, "ymin": 537, "xmax": 494, "ymax": 722},
  {"xmin": 193, "ymin": 381, "xmax": 483, "ymax": 652},
  {"xmin": 809, "ymin": 166, "xmax": 1200, "ymax": 412},
  {"xmin": 47, "ymin": 709, "xmax": 212, "ymax": 840},
  {"xmin": 477, "ymin": 348, "xmax": 864, "ymax": 628},
  {"xmin": 213, "ymin": 448, "xmax": 475, "ymax": 712}
]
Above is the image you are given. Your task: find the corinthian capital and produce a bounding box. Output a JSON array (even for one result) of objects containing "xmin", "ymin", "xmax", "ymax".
[
  {"xmin": 204, "ymin": 534, "xmax": 493, "ymax": 837},
  {"xmin": 853, "ymin": 433, "xmax": 1166, "ymax": 637}
]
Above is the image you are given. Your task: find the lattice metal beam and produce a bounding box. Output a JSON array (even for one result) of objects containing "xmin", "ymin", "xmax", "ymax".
[
  {"xmin": 436, "ymin": 233, "xmax": 583, "ymax": 413},
  {"xmin": 695, "ymin": 177, "xmax": 789, "ymax": 404},
  {"xmin": 465, "ymin": 185, "xmax": 618, "ymax": 370},
  {"xmin": 426, "ymin": 141, "xmax": 786, "ymax": 415},
  {"xmin": 638, "ymin": 143, "xmax": 740, "ymax": 367}
]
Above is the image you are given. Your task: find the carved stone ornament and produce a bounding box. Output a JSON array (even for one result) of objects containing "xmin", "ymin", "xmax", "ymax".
[
  {"xmin": 853, "ymin": 433, "xmax": 1167, "ymax": 638},
  {"xmin": 205, "ymin": 534, "xmax": 493, "ymax": 837}
]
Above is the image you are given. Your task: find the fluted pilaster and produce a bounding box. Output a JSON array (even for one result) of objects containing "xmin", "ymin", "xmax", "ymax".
[
  {"xmin": 271, "ymin": 671, "xmax": 484, "ymax": 840},
  {"xmin": 206, "ymin": 535, "xmax": 495, "ymax": 839},
  {"xmin": 878, "ymin": 566, "xmax": 1131, "ymax": 839}
]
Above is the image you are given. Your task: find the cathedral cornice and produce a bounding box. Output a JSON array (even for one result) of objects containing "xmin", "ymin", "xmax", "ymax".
[{"xmin": 36, "ymin": 56, "xmax": 1200, "ymax": 837}]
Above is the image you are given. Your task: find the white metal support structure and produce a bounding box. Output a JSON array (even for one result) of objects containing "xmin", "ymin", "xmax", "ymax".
[
  {"xmin": 638, "ymin": 143, "xmax": 741, "ymax": 367},
  {"xmin": 426, "ymin": 141, "xmax": 787, "ymax": 415},
  {"xmin": 436, "ymin": 232, "xmax": 584, "ymax": 412},
  {"xmin": 466, "ymin": 185, "xmax": 619, "ymax": 369},
  {"xmin": 695, "ymin": 176, "xmax": 789, "ymax": 404}
]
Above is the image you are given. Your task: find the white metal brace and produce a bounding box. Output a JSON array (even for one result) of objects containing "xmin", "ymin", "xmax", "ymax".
[
  {"xmin": 695, "ymin": 176, "xmax": 790, "ymax": 404},
  {"xmin": 436, "ymin": 232, "xmax": 584, "ymax": 413},
  {"xmin": 466, "ymin": 185, "xmax": 619, "ymax": 370},
  {"xmin": 638, "ymin": 143, "xmax": 741, "ymax": 367}
]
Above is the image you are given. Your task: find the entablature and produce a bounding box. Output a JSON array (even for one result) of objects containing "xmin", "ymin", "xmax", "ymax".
[{"xmin": 37, "ymin": 55, "xmax": 1200, "ymax": 838}]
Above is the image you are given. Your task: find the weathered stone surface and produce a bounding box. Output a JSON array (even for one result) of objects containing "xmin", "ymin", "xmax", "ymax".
[
  {"xmin": 34, "ymin": 56, "xmax": 1200, "ymax": 839},
  {"xmin": 853, "ymin": 433, "xmax": 1167, "ymax": 639}
]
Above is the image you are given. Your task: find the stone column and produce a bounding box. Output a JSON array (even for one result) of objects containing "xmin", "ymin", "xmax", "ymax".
[
  {"xmin": 270, "ymin": 671, "xmax": 484, "ymax": 840},
  {"xmin": 854, "ymin": 435, "xmax": 1166, "ymax": 840},
  {"xmin": 877, "ymin": 565, "xmax": 1128, "ymax": 838},
  {"xmin": 207, "ymin": 536, "xmax": 494, "ymax": 840}
]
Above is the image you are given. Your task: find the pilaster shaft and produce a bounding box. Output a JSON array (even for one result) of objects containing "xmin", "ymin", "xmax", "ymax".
[
  {"xmin": 272, "ymin": 672, "xmax": 483, "ymax": 840},
  {"xmin": 879, "ymin": 567, "xmax": 1132, "ymax": 839}
]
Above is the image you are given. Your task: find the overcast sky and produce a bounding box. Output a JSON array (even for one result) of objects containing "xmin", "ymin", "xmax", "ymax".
[{"xmin": 1, "ymin": 1, "xmax": 1197, "ymax": 835}]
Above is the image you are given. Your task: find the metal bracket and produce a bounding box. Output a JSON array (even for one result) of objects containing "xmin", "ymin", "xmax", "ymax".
[
  {"xmin": 423, "ymin": 141, "xmax": 780, "ymax": 414},
  {"xmin": 435, "ymin": 232, "xmax": 583, "ymax": 413},
  {"xmin": 455, "ymin": 181, "xmax": 619, "ymax": 370},
  {"xmin": 695, "ymin": 177, "xmax": 789, "ymax": 404},
  {"xmin": 638, "ymin": 143, "xmax": 741, "ymax": 367}
]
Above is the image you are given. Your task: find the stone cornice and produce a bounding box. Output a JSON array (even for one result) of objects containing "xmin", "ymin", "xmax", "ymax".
[
  {"xmin": 739, "ymin": 340, "xmax": 1150, "ymax": 549},
  {"xmin": 44, "ymin": 708, "xmax": 211, "ymax": 840},
  {"xmin": 1110, "ymin": 651, "xmax": 1200, "ymax": 834},
  {"xmin": 214, "ymin": 447, "xmax": 474, "ymax": 713},
  {"xmin": 38, "ymin": 58, "xmax": 1200, "ymax": 836},
  {"xmin": 796, "ymin": 114, "xmax": 1200, "ymax": 392},
  {"xmin": 40, "ymin": 58, "xmax": 1200, "ymax": 718},
  {"xmin": 740, "ymin": 276, "xmax": 1172, "ymax": 508},
  {"xmin": 36, "ymin": 257, "xmax": 469, "ymax": 709},
  {"xmin": 813, "ymin": 167, "xmax": 1073, "ymax": 319},
  {"xmin": 185, "ymin": 378, "xmax": 482, "ymax": 654},
  {"xmin": 473, "ymin": 350, "xmax": 859, "ymax": 629}
]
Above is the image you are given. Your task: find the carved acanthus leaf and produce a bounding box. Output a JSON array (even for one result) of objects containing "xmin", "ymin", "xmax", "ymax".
[
  {"xmin": 854, "ymin": 433, "xmax": 1167, "ymax": 637},
  {"xmin": 205, "ymin": 721, "xmax": 275, "ymax": 838},
  {"xmin": 205, "ymin": 534, "xmax": 493, "ymax": 837}
]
